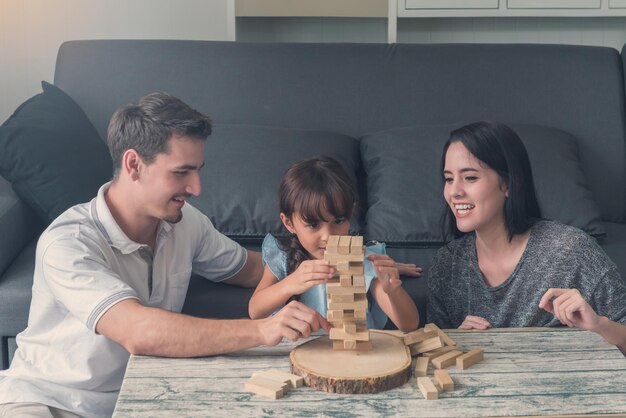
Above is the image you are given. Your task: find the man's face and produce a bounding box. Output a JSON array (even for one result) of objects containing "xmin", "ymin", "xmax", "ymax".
[{"xmin": 137, "ymin": 135, "xmax": 205, "ymax": 223}]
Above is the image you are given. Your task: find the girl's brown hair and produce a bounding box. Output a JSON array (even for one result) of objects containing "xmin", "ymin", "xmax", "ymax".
[{"xmin": 278, "ymin": 156, "xmax": 358, "ymax": 274}]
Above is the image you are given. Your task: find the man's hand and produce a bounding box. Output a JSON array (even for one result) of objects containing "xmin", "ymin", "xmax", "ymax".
[
  {"xmin": 258, "ymin": 300, "xmax": 331, "ymax": 346},
  {"xmin": 459, "ymin": 315, "xmax": 492, "ymax": 330},
  {"xmin": 284, "ymin": 260, "xmax": 334, "ymax": 295},
  {"xmin": 539, "ymin": 288, "xmax": 601, "ymax": 331},
  {"xmin": 368, "ymin": 254, "xmax": 403, "ymax": 294}
]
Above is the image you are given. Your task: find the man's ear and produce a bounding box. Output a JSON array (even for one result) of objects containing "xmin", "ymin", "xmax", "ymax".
[
  {"xmin": 280, "ymin": 213, "xmax": 295, "ymax": 233},
  {"xmin": 122, "ymin": 149, "xmax": 142, "ymax": 181}
]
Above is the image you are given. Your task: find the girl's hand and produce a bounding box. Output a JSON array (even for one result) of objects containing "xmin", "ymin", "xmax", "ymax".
[
  {"xmin": 285, "ymin": 260, "xmax": 334, "ymax": 295},
  {"xmin": 396, "ymin": 262, "xmax": 423, "ymax": 278},
  {"xmin": 459, "ymin": 315, "xmax": 492, "ymax": 330},
  {"xmin": 539, "ymin": 288, "xmax": 601, "ymax": 331},
  {"xmin": 368, "ymin": 254, "xmax": 402, "ymax": 295}
]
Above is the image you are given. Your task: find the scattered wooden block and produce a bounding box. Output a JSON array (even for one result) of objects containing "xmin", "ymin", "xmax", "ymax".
[
  {"xmin": 338, "ymin": 236, "xmax": 351, "ymax": 254},
  {"xmin": 252, "ymin": 369, "xmax": 304, "ymax": 388},
  {"xmin": 419, "ymin": 345, "xmax": 459, "ymax": 359},
  {"xmin": 456, "ymin": 348, "xmax": 484, "ymax": 370},
  {"xmin": 403, "ymin": 329, "xmax": 438, "ymax": 346},
  {"xmin": 432, "ymin": 350, "xmax": 463, "ymax": 369},
  {"xmin": 327, "ymin": 236, "xmax": 339, "ymax": 254},
  {"xmin": 424, "ymin": 323, "xmax": 457, "ymax": 347},
  {"xmin": 415, "ymin": 356, "xmax": 429, "ymax": 377},
  {"xmin": 417, "ymin": 377, "xmax": 438, "ymax": 400},
  {"xmin": 434, "ymin": 369, "xmax": 454, "ymax": 392},
  {"xmin": 245, "ymin": 377, "xmax": 286, "ymax": 399},
  {"xmin": 350, "ymin": 236, "xmax": 363, "ymax": 254},
  {"xmin": 412, "ymin": 336, "xmax": 444, "ymax": 354}
]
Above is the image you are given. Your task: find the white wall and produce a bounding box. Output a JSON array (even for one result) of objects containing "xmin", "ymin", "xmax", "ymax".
[{"xmin": 0, "ymin": 0, "xmax": 232, "ymax": 123}]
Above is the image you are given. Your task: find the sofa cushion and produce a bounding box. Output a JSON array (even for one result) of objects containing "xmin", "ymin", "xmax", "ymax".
[
  {"xmin": 189, "ymin": 124, "xmax": 362, "ymax": 241},
  {"xmin": 361, "ymin": 123, "xmax": 605, "ymax": 245},
  {"xmin": 0, "ymin": 81, "xmax": 111, "ymax": 223}
]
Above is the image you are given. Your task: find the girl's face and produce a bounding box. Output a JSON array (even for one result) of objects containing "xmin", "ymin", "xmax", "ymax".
[
  {"xmin": 280, "ymin": 208, "xmax": 351, "ymax": 260},
  {"xmin": 443, "ymin": 141, "xmax": 509, "ymax": 236}
]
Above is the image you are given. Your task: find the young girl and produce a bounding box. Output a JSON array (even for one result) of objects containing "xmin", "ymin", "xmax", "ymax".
[
  {"xmin": 428, "ymin": 121, "xmax": 626, "ymax": 353},
  {"xmin": 248, "ymin": 156, "xmax": 421, "ymax": 332}
]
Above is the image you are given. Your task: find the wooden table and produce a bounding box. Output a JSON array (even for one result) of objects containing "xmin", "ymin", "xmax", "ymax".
[{"xmin": 113, "ymin": 328, "xmax": 626, "ymax": 417}]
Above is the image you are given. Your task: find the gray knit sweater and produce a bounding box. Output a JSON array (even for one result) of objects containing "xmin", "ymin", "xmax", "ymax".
[{"xmin": 427, "ymin": 220, "xmax": 626, "ymax": 328}]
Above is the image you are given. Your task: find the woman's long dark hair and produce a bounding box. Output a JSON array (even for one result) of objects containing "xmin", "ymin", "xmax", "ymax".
[
  {"xmin": 278, "ymin": 156, "xmax": 357, "ymax": 274},
  {"xmin": 441, "ymin": 121, "xmax": 542, "ymax": 241}
]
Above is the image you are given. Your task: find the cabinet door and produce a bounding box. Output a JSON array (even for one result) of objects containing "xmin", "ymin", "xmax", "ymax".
[
  {"xmin": 609, "ymin": 0, "xmax": 626, "ymax": 7},
  {"xmin": 405, "ymin": 0, "xmax": 498, "ymax": 9},
  {"xmin": 507, "ymin": 0, "xmax": 600, "ymax": 8}
]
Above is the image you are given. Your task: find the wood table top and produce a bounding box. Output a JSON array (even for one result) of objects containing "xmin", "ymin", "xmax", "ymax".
[{"xmin": 113, "ymin": 327, "xmax": 626, "ymax": 417}]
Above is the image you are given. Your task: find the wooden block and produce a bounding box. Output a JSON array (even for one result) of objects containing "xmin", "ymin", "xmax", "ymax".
[
  {"xmin": 252, "ymin": 369, "xmax": 304, "ymax": 388},
  {"xmin": 245, "ymin": 377, "xmax": 286, "ymax": 399},
  {"xmin": 328, "ymin": 295, "xmax": 368, "ymax": 310},
  {"xmin": 339, "ymin": 275, "xmax": 352, "ymax": 286},
  {"xmin": 415, "ymin": 356, "xmax": 429, "ymax": 377},
  {"xmin": 326, "ymin": 236, "xmax": 339, "ymax": 254},
  {"xmin": 353, "ymin": 309, "xmax": 366, "ymax": 320},
  {"xmin": 412, "ymin": 336, "xmax": 444, "ymax": 354},
  {"xmin": 434, "ymin": 369, "xmax": 454, "ymax": 392},
  {"xmin": 343, "ymin": 322, "xmax": 356, "ymax": 333},
  {"xmin": 333, "ymin": 340, "xmax": 373, "ymax": 350},
  {"xmin": 327, "ymin": 285, "xmax": 360, "ymax": 295},
  {"xmin": 403, "ymin": 329, "xmax": 438, "ymax": 346},
  {"xmin": 456, "ymin": 348, "xmax": 484, "ymax": 370},
  {"xmin": 337, "ymin": 261, "xmax": 349, "ymax": 272},
  {"xmin": 327, "ymin": 310, "xmax": 343, "ymax": 321},
  {"xmin": 432, "ymin": 350, "xmax": 463, "ymax": 369},
  {"xmin": 417, "ymin": 377, "xmax": 438, "ymax": 400},
  {"xmin": 330, "ymin": 293, "xmax": 355, "ymax": 303},
  {"xmin": 424, "ymin": 323, "xmax": 457, "ymax": 347},
  {"xmin": 351, "ymin": 275, "xmax": 365, "ymax": 287},
  {"xmin": 325, "ymin": 253, "xmax": 363, "ymax": 263},
  {"xmin": 343, "ymin": 340, "xmax": 357, "ymax": 350},
  {"xmin": 419, "ymin": 345, "xmax": 459, "ymax": 359},
  {"xmin": 329, "ymin": 328, "xmax": 370, "ymax": 341},
  {"xmin": 326, "ymin": 277, "xmax": 340, "ymax": 287},
  {"xmin": 338, "ymin": 236, "xmax": 351, "ymax": 254},
  {"xmin": 350, "ymin": 236, "xmax": 364, "ymax": 254}
]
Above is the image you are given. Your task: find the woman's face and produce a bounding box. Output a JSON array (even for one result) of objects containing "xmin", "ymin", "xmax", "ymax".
[{"xmin": 443, "ymin": 141, "xmax": 509, "ymax": 235}]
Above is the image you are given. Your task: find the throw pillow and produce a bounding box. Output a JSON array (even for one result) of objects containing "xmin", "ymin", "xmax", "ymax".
[
  {"xmin": 189, "ymin": 124, "xmax": 362, "ymax": 241},
  {"xmin": 0, "ymin": 81, "xmax": 112, "ymax": 223},
  {"xmin": 361, "ymin": 123, "xmax": 605, "ymax": 245}
]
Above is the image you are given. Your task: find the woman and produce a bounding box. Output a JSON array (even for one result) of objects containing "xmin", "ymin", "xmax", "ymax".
[{"xmin": 427, "ymin": 121, "xmax": 626, "ymax": 353}]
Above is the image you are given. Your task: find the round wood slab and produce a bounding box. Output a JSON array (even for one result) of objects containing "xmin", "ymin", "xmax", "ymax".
[{"xmin": 289, "ymin": 331, "xmax": 412, "ymax": 394}]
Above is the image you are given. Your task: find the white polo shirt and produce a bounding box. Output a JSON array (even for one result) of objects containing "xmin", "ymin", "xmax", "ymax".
[{"xmin": 0, "ymin": 183, "xmax": 246, "ymax": 418}]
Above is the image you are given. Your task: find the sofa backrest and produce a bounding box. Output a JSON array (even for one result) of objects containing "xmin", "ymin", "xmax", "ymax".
[{"xmin": 55, "ymin": 40, "xmax": 626, "ymax": 222}]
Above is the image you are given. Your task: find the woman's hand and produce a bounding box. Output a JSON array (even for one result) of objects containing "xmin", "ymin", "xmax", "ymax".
[
  {"xmin": 396, "ymin": 262, "xmax": 423, "ymax": 278},
  {"xmin": 368, "ymin": 254, "xmax": 403, "ymax": 294},
  {"xmin": 285, "ymin": 260, "xmax": 334, "ymax": 295},
  {"xmin": 539, "ymin": 288, "xmax": 601, "ymax": 331},
  {"xmin": 459, "ymin": 315, "xmax": 492, "ymax": 330}
]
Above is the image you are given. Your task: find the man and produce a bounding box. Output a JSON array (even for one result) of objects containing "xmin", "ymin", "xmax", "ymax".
[{"xmin": 0, "ymin": 93, "xmax": 329, "ymax": 418}]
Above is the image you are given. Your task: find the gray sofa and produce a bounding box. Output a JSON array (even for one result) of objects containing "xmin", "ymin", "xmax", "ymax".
[{"xmin": 2, "ymin": 40, "xmax": 626, "ymax": 370}]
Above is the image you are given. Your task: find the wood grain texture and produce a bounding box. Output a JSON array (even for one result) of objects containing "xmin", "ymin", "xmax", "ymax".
[
  {"xmin": 114, "ymin": 328, "xmax": 626, "ymax": 417},
  {"xmin": 290, "ymin": 331, "xmax": 411, "ymax": 393}
]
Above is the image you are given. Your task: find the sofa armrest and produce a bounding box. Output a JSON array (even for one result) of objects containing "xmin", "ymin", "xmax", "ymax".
[{"xmin": 0, "ymin": 177, "xmax": 44, "ymax": 277}]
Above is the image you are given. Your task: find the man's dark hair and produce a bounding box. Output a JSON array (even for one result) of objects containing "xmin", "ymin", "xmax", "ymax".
[
  {"xmin": 107, "ymin": 92, "xmax": 212, "ymax": 178},
  {"xmin": 441, "ymin": 121, "xmax": 542, "ymax": 241}
]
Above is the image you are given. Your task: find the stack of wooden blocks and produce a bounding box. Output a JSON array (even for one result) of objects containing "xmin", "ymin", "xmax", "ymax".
[
  {"xmin": 403, "ymin": 323, "xmax": 484, "ymax": 400},
  {"xmin": 324, "ymin": 235, "xmax": 371, "ymax": 351}
]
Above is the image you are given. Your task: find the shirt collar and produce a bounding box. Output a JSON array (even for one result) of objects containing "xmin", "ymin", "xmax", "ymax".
[{"xmin": 91, "ymin": 182, "xmax": 172, "ymax": 254}]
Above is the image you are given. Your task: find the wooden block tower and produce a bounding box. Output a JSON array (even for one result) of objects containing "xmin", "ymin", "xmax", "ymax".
[{"xmin": 324, "ymin": 235, "xmax": 372, "ymax": 351}]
